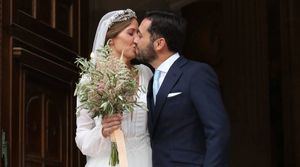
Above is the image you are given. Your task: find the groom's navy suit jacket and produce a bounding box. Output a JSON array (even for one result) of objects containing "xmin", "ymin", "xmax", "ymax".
[{"xmin": 147, "ymin": 56, "xmax": 230, "ymax": 167}]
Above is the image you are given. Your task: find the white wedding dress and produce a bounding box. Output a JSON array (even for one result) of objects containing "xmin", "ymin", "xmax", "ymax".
[{"xmin": 75, "ymin": 64, "xmax": 153, "ymax": 167}]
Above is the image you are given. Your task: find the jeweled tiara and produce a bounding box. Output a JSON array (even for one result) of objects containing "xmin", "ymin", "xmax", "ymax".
[{"xmin": 108, "ymin": 9, "xmax": 137, "ymax": 28}]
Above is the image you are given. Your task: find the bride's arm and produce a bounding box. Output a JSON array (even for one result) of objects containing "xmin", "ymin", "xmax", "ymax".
[{"xmin": 75, "ymin": 98, "xmax": 110, "ymax": 157}]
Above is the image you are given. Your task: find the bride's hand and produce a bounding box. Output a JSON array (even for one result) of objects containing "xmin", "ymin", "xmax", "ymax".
[{"xmin": 101, "ymin": 114, "xmax": 122, "ymax": 138}]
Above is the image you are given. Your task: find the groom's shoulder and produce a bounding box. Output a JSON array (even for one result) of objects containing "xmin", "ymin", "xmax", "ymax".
[
  {"xmin": 183, "ymin": 57, "xmax": 219, "ymax": 82},
  {"xmin": 183, "ymin": 57, "xmax": 214, "ymax": 72}
]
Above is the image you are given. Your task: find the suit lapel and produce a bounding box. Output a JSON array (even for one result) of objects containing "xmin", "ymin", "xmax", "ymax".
[{"xmin": 151, "ymin": 56, "xmax": 187, "ymax": 133}]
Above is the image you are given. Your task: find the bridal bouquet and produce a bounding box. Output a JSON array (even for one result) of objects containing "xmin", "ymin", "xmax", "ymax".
[{"xmin": 74, "ymin": 43, "xmax": 138, "ymax": 167}]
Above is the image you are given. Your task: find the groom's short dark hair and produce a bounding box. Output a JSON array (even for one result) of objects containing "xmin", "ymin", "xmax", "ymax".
[{"xmin": 145, "ymin": 10, "xmax": 186, "ymax": 53}]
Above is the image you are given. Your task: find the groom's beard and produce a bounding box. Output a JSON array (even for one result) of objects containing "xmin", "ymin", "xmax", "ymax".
[{"xmin": 136, "ymin": 43, "xmax": 157, "ymax": 64}]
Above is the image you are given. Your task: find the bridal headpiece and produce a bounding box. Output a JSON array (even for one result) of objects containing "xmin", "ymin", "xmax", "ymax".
[
  {"xmin": 108, "ymin": 9, "xmax": 137, "ymax": 28},
  {"xmin": 92, "ymin": 9, "xmax": 137, "ymax": 53}
]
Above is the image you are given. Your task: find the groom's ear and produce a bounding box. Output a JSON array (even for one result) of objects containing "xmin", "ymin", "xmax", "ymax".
[{"xmin": 154, "ymin": 38, "xmax": 166, "ymax": 51}]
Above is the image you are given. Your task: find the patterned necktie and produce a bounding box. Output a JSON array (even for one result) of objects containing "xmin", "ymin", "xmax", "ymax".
[{"xmin": 153, "ymin": 70, "xmax": 161, "ymax": 104}]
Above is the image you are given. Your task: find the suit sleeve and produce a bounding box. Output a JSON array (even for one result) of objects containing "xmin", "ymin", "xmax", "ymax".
[{"xmin": 189, "ymin": 64, "xmax": 230, "ymax": 167}]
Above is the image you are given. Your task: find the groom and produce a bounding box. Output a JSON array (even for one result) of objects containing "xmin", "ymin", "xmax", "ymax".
[{"xmin": 135, "ymin": 11, "xmax": 230, "ymax": 167}]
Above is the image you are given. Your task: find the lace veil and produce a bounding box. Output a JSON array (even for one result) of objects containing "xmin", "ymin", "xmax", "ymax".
[{"xmin": 91, "ymin": 9, "xmax": 137, "ymax": 55}]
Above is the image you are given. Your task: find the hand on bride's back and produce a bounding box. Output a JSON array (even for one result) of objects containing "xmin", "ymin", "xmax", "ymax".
[{"xmin": 101, "ymin": 114, "xmax": 122, "ymax": 138}]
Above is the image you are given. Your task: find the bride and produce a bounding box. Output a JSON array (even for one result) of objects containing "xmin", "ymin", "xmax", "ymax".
[{"xmin": 75, "ymin": 9, "xmax": 153, "ymax": 167}]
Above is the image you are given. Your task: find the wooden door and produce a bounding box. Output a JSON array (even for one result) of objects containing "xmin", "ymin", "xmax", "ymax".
[
  {"xmin": 281, "ymin": 0, "xmax": 300, "ymax": 166},
  {"xmin": 0, "ymin": 0, "xmax": 3, "ymax": 165},
  {"xmin": 182, "ymin": 0, "xmax": 300, "ymax": 166},
  {"xmin": 182, "ymin": 1, "xmax": 272, "ymax": 167},
  {"xmin": 1, "ymin": 0, "xmax": 87, "ymax": 166}
]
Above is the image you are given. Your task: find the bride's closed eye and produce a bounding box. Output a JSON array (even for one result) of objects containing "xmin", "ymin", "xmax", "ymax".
[
  {"xmin": 127, "ymin": 27, "xmax": 139, "ymax": 36},
  {"xmin": 127, "ymin": 29, "xmax": 136, "ymax": 36}
]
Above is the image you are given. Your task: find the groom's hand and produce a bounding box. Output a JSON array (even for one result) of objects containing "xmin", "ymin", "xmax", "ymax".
[{"xmin": 101, "ymin": 114, "xmax": 122, "ymax": 138}]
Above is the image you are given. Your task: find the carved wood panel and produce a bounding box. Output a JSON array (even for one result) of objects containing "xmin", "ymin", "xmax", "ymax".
[
  {"xmin": 2, "ymin": 0, "xmax": 87, "ymax": 166},
  {"xmin": 24, "ymin": 71, "xmax": 67, "ymax": 166},
  {"xmin": 36, "ymin": 0, "xmax": 53, "ymax": 26},
  {"xmin": 15, "ymin": 0, "xmax": 79, "ymax": 52},
  {"xmin": 16, "ymin": 0, "xmax": 74, "ymax": 35},
  {"xmin": 12, "ymin": 41, "xmax": 78, "ymax": 166}
]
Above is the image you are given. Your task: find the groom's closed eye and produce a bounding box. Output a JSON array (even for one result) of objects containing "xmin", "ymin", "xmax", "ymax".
[{"xmin": 137, "ymin": 30, "xmax": 142, "ymax": 38}]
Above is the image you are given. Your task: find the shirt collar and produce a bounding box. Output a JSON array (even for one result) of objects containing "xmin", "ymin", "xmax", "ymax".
[{"xmin": 156, "ymin": 53, "xmax": 180, "ymax": 73}]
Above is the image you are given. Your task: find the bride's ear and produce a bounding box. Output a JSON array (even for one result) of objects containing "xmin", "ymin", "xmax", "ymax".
[{"xmin": 107, "ymin": 39, "xmax": 114, "ymax": 46}]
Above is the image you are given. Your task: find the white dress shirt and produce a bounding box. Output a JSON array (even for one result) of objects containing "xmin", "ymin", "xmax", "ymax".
[{"xmin": 156, "ymin": 53, "xmax": 180, "ymax": 90}]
